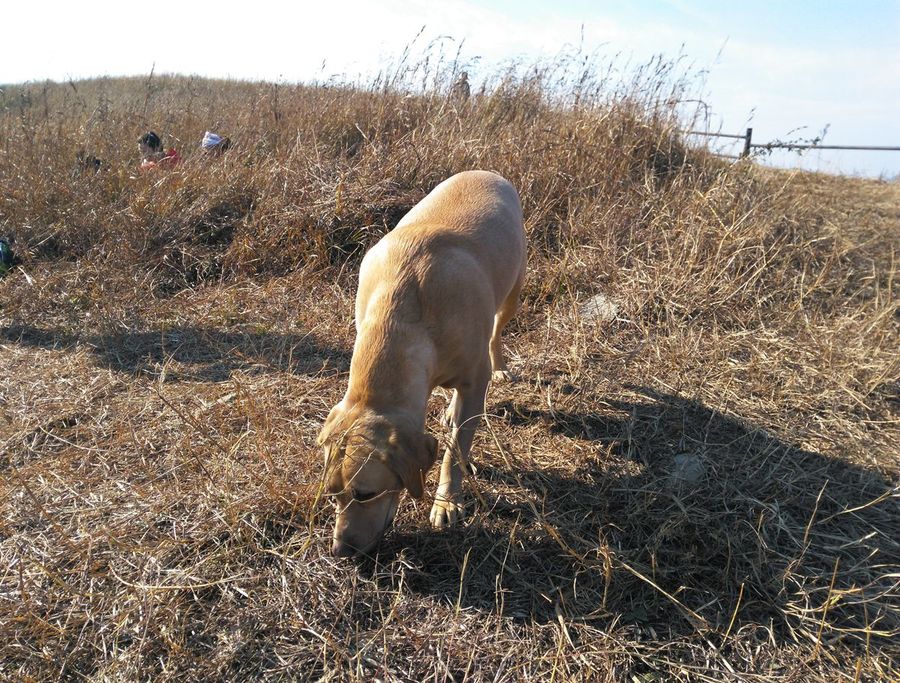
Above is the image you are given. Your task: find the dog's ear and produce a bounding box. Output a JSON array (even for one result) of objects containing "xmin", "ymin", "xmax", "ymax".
[
  {"xmin": 317, "ymin": 402, "xmax": 346, "ymax": 446},
  {"xmin": 388, "ymin": 430, "xmax": 439, "ymax": 499}
]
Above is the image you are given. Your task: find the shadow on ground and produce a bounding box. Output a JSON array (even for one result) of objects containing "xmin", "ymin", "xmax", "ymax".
[
  {"xmin": 0, "ymin": 323, "xmax": 350, "ymax": 380},
  {"xmin": 357, "ymin": 387, "xmax": 899, "ymax": 652}
]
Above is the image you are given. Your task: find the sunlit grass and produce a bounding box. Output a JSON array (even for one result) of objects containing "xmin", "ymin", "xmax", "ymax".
[{"xmin": 1, "ymin": 54, "xmax": 897, "ymax": 681}]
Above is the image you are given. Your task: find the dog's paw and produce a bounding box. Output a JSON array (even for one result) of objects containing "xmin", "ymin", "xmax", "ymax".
[
  {"xmin": 430, "ymin": 495, "xmax": 464, "ymax": 528},
  {"xmin": 492, "ymin": 369, "xmax": 516, "ymax": 383}
]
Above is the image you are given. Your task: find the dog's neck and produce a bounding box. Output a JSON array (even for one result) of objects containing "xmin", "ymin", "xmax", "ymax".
[{"xmin": 344, "ymin": 319, "xmax": 434, "ymax": 425}]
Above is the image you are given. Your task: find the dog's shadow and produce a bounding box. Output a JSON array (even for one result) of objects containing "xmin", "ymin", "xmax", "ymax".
[
  {"xmin": 364, "ymin": 387, "xmax": 898, "ymax": 651},
  {"xmin": 0, "ymin": 323, "xmax": 350, "ymax": 380}
]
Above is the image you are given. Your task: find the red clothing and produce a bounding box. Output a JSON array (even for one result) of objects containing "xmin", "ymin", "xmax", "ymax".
[
  {"xmin": 160, "ymin": 148, "xmax": 181, "ymax": 167},
  {"xmin": 141, "ymin": 148, "xmax": 181, "ymax": 171}
]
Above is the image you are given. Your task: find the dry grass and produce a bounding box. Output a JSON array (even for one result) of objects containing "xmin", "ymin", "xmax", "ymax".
[{"xmin": 1, "ymin": 56, "xmax": 898, "ymax": 681}]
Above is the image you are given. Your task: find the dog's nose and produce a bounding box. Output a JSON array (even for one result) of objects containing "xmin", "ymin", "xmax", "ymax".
[{"xmin": 331, "ymin": 540, "xmax": 356, "ymax": 558}]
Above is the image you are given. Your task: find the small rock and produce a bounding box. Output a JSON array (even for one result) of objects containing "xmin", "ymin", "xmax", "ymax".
[
  {"xmin": 579, "ymin": 293, "xmax": 620, "ymax": 324},
  {"xmin": 670, "ymin": 452, "xmax": 704, "ymax": 487}
]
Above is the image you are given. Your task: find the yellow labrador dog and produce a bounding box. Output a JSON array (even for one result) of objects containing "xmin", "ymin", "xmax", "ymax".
[{"xmin": 317, "ymin": 170, "xmax": 526, "ymax": 557}]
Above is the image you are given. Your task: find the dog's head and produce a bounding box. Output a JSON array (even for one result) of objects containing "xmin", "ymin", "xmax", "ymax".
[{"xmin": 317, "ymin": 403, "xmax": 438, "ymax": 557}]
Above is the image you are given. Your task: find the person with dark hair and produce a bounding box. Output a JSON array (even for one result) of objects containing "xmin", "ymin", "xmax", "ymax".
[
  {"xmin": 139, "ymin": 131, "xmax": 160, "ymax": 149},
  {"xmin": 139, "ymin": 131, "xmax": 181, "ymax": 170}
]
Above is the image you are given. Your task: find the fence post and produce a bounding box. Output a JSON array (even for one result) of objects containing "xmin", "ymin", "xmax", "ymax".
[{"xmin": 741, "ymin": 128, "xmax": 753, "ymax": 157}]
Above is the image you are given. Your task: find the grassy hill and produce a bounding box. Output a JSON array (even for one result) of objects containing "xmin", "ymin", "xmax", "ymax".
[{"xmin": 1, "ymin": 65, "xmax": 898, "ymax": 682}]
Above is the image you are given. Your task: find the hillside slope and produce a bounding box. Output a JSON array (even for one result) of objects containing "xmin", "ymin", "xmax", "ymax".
[{"xmin": 1, "ymin": 73, "xmax": 898, "ymax": 682}]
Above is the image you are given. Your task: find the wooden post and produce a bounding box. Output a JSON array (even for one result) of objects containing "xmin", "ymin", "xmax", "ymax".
[{"xmin": 741, "ymin": 128, "xmax": 753, "ymax": 157}]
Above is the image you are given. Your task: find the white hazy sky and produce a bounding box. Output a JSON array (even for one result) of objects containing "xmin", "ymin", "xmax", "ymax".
[{"xmin": 4, "ymin": 1, "xmax": 899, "ymax": 177}]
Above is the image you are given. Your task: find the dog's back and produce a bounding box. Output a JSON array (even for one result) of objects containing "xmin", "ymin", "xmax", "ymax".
[
  {"xmin": 357, "ymin": 171, "xmax": 525, "ymax": 332},
  {"xmin": 392, "ymin": 170, "xmax": 524, "ymax": 302}
]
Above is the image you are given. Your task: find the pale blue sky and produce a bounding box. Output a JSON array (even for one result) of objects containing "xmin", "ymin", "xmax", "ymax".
[{"xmin": 4, "ymin": 1, "xmax": 899, "ymax": 176}]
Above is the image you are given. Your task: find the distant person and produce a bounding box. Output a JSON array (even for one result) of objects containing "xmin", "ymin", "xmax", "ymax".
[
  {"xmin": 139, "ymin": 131, "xmax": 181, "ymax": 171},
  {"xmin": 201, "ymin": 131, "xmax": 232, "ymax": 156},
  {"xmin": 450, "ymin": 71, "xmax": 470, "ymax": 105}
]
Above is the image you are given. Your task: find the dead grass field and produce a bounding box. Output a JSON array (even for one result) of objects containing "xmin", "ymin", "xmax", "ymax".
[{"xmin": 1, "ymin": 62, "xmax": 898, "ymax": 681}]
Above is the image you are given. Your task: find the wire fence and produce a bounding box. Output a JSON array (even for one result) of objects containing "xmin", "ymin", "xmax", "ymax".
[{"xmin": 683, "ymin": 127, "xmax": 900, "ymax": 160}]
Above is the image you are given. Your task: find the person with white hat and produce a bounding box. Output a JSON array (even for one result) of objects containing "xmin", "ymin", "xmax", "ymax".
[{"xmin": 201, "ymin": 131, "xmax": 232, "ymax": 156}]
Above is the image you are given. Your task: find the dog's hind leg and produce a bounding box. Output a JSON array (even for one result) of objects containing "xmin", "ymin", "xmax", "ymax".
[
  {"xmin": 489, "ymin": 273, "xmax": 524, "ymax": 382},
  {"xmin": 430, "ymin": 362, "xmax": 491, "ymax": 528}
]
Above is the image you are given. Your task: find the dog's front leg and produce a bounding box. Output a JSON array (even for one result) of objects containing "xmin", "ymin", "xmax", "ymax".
[
  {"xmin": 430, "ymin": 448, "xmax": 465, "ymax": 528},
  {"xmin": 430, "ymin": 370, "xmax": 489, "ymax": 528},
  {"xmin": 441, "ymin": 389, "xmax": 461, "ymax": 428}
]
